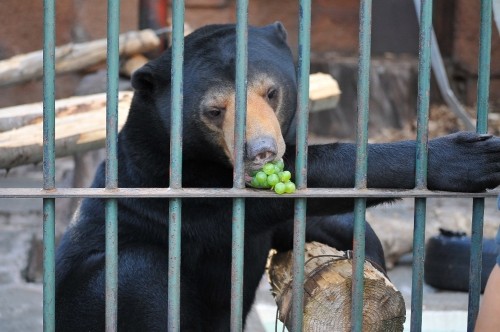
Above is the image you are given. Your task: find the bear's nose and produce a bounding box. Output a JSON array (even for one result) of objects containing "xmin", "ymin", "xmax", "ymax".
[{"xmin": 246, "ymin": 136, "xmax": 277, "ymax": 164}]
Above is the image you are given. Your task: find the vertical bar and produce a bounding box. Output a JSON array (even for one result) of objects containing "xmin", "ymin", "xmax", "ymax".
[
  {"xmin": 230, "ymin": 1, "xmax": 248, "ymax": 331},
  {"xmin": 468, "ymin": 0, "xmax": 492, "ymax": 330},
  {"xmin": 105, "ymin": 0, "xmax": 120, "ymax": 331},
  {"xmin": 291, "ymin": 0, "xmax": 311, "ymax": 330},
  {"xmin": 411, "ymin": 0, "xmax": 433, "ymax": 331},
  {"xmin": 168, "ymin": 1, "xmax": 184, "ymax": 331},
  {"xmin": 42, "ymin": 0, "xmax": 56, "ymax": 331},
  {"xmin": 352, "ymin": 1, "xmax": 372, "ymax": 331}
]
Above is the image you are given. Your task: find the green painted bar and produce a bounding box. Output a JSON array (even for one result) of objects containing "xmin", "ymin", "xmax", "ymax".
[
  {"xmin": 354, "ymin": 0, "xmax": 372, "ymax": 188},
  {"xmin": 231, "ymin": 198, "xmax": 245, "ymax": 331},
  {"xmin": 414, "ymin": 0, "xmax": 432, "ymax": 190},
  {"xmin": 105, "ymin": 199, "xmax": 118, "ymax": 332},
  {"xmin": 230, "ymin": 1, "xmax": 248, "ymax": 330},
  {"xmin": 411, "ymin": 198, "xmax": 427, "ymax": 328},
  {"xmin": 351, "ymin": 198, "xmax": 366, "ymax": 332},
  {"xmin": 106, "ymin": 0, "xmax": 120, "ymax": 189},
  {"xmin": 291, "ymin": 0, "xmax": 311, "ymax": 330},
  {"xmin": 351, "ymin": 1, "xmax": 372, "ymax": 331},
  {"xmin": 468, "ymin": 198, "xmax": 485, "ymax": 331},
  {"xmin": 233, "ymin": 0, "xmax": 248, "ymax": 190},
  {"xmin": 105, "ymin": 0, "xmax": 120, "ymax": 330},
  {"xmin": 411, "ymin": 0, "xmax": 433, "ymax": 331},
  {"xmin": 43, "ymin": 199, "xmax": 55, "ymax": 332},
  {"xmin": 168, "ymin": 198, "xmax": 182, "ymax": 331},
  {"xmin": 42, "ymin": 0, "xmax": 56, "ymax": 330},
  {"xmin": 168, "ymin": 1, "xmax": 185, "ymax": 331},
  {"xmin": 468, "ymin": 1, "xmax": 492, "ymax": 330}
]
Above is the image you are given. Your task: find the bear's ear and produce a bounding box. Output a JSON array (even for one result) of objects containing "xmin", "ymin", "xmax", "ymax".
[
  {"xmin": 263, "ymin": 21, "xmax": 288, "ymax": 42},
  {"xmin": 131, "ymin": 63, "xmax": 156, "ymax": 92}
]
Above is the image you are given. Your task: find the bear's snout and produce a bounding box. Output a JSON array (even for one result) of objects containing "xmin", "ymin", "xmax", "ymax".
[{"xmin": 246, "ymin": 136, "xmax": 277, "ymax": 166}]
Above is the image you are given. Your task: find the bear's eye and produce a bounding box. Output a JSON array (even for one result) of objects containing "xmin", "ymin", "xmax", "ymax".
[
  {"xmin": 266, "ymin": 88, "xmax": 277, "ymax": 101},
  {"xmin": 205, "ymin": 107, "xmax": 224, "ymax": 118}
]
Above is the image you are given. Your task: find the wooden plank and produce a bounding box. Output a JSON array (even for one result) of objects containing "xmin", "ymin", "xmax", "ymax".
[{"xmin": 0, "ymin": 92, "xmax": 132, "ymax": 169}]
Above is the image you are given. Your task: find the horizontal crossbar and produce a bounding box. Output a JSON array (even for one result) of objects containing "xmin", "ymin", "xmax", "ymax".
[{"xmin": 1, "ymin": 187, "xmax": 498, "ymax": 198}]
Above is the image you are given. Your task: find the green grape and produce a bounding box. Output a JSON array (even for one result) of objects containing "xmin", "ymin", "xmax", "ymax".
[
  {"xmin": 279, "ymin": 170, "xmax": 292, "ymax": 183},
  {"xmin": 267, "ymin": 174, "xmax": 279, "ymax": 187},
  {"xmin": 284, "ymin": 181, "xmax": 296, "ymax": 193},
  {"xmin": 275, "ymin": 159, "xmax": 285, "ymax": 171},
  {"xmin": 250, "ymin": 177, "xmax": 260, "ymax": 188},
  {"xmin": 277, "ymin": 171, "xmax": 284, "ymax": 181},
  {"xmin": 255, "ymin": 171, "xmax": 268, "ymax": 186},
  {"xmin": 247, "ymin": 160, "xmax": 295, "ymax": 194},
  {"xmin": 274, "ymin": 182, "xmax": 286, "ymax": 194},
  {"xmin": 263, "ymin": 163, "xmax": 276, "ymax": 175}
]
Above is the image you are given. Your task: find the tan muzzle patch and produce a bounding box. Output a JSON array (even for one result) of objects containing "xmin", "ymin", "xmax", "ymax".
[{"xmin": 222, "ymin": 89, "xmax": 286, "ymax": 167}]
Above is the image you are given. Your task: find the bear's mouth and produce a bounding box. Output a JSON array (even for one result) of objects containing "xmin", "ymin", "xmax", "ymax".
[{"xmin": 244, "ymin": 173, "xmax": 253, "ymax": 183}]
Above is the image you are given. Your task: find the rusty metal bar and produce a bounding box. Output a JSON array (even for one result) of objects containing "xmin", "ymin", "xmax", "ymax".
[
  {"xmin": 351, "ymin": 0, "xmax": 372, "ymax": 330},
  {"xmin": 411, "ymin": 0, "xmax": 433, "ymax": 331},
  {"xmin": 104, "ymin": 0, "xmax": 121, "ymax": 330},
  {"xmin": 168, "ymin": 1, "xmax": 185, "ymax": 331},
  {"xmin": 1, "ymin": 188, "xmax": 498, "ymax": 199},
  {"xmin": 291, "ymin": 0, "xmax": 311, "ymax": 330},
  {"xmin": 42, "ymin": 0, "xmax": 56, "ymax": 330},
  {"xmin": 468, "ymin": 0, "xmax": 492, "ymax": 330},
  {"xmin": 230, "ymin": 1, "xmax": 248, "ymax": 331}
]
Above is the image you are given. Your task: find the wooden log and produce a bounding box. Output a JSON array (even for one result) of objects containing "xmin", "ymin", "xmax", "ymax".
[
  {"xmin": 268, "ymin": 242, "xmax": 406, "ymax": 332},
  {"xmin": 0, "ymin": 29, "xmax": 160, "ymax": 87},
  {"xmin": 0, "ymin": 92, "xmax": 132, "ymax": 169}
]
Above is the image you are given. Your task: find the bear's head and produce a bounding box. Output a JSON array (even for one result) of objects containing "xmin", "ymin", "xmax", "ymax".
[{"xmin": 130, "ymin": 22, "xmax": 297, "ymax": 177}]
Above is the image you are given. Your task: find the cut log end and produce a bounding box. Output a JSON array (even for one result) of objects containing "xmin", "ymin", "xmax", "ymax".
[{"xmin": 268, "ymin": 242, "xmax": 406, "ymax": 332}]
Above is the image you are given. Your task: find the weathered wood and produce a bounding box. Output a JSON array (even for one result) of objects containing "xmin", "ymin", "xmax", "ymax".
[
  {"xmin": 0, "ymin": 92, "xmax": 131, "ymax": 133},
  {"xmin": 0, "ymin": 29, "xmax": 160, "ymax": 87},
  {"xmin": 120, "ymin": 54, "xmax": 149, "ymax": 77},
  {"xmin": 0, "ymin": 73, "xmax": 338, "ymax": 169},
  {"xmin": 309, "ymin": 72, "xmax": 341, "ymax": 112},
  {"xmin": 268, "ymin": 242, "xmax": 406, "ymax": 332},
  {"xmin": 0, "ymin": 92, "xmax": 132, "ymax": 169}
]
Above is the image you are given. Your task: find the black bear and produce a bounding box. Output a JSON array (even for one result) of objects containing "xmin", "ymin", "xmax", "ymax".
[{"xmin": 55, "ymin": 23, "xmax": 500, "ymax": 331}]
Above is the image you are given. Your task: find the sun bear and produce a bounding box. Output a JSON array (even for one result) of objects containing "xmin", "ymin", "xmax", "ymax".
[{"xmin": 55, "ymin": 23, "xmax": 500, "ymax": 331}]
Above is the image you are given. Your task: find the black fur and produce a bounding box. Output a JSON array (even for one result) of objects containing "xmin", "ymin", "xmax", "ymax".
[{"xmin": 55, "ymin": 23, "xmax": 500, "ymax": 331}]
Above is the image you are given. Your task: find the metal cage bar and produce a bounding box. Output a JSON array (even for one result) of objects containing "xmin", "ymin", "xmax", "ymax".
[
  {"xmin": 468, "ymin": 0, "xmax": 492, "ymax": 330},
  {"xmin": 42, "ymin": 0, "xmax": 56, "ymax": 330},
  {"xmin": 351, "ymin": 0, "xmax": 372, "ymax": 330},
  {"xmin": 168, "ymin": 1, "xmax": 185, "ymax": 331},
  {"xmin": 24, "ymin": 1, "xmax": 495, "ymax": 330},
  {"xmin": 291, "ymin": 0, "xmax": 311, "ymax": 330},
  {"xmin": 2, "ymin": 188, "xmax": 499, "ymax": 199},
  {"xmin": 411, "ymin": 0, "xmax": 433, "ymax": 331},
  {"xmin": 105, "ymin": 1, "xmax": 121, "ymax": 331},
  {"xmin": 230, "ymin": 1, "xmax": 248, "ymax": 331}
]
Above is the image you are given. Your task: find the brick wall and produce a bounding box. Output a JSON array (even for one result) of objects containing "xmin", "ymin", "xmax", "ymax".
[
  {"xmin": 0, "ymin": 0, "xmax": 497, "ymax": 109},
  {"xmin": 0, "ymin": 0, "xmax": 139, "ymax": 108}
]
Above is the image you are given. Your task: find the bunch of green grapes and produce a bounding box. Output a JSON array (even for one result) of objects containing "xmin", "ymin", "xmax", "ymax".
[{"xmin": 249, "ymin": 160, "xmax": 296, "ymax": 194}]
